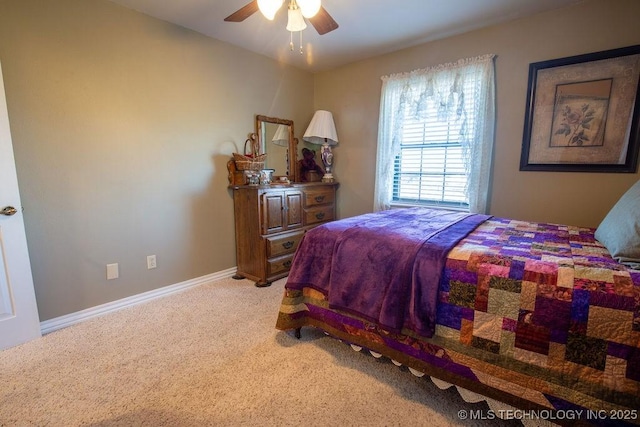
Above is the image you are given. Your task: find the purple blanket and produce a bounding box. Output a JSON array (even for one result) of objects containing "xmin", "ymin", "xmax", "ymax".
[{"xmin": 286, "ymin": 208, "xmax": 490, "ymax": 337}]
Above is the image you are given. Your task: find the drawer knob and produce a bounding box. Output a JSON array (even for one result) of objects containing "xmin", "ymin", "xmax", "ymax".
[
  {"xmin": 282, "ymin": 241, "xmax": 294, "ymax": 250},
  {"xmin": 315, "ymin": 212, "xmax": 325, "ymax": 220},
  {"xmin": 283, "ymin": 260, "xmax": 292, "ymax": 268},
  {"xmin": 314, "ymin": 195, "xmax": 325, "ymax": 203}
]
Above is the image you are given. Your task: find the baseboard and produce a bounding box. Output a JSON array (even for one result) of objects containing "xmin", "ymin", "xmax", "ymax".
[{"xmin": 40, "ymin": 267, "xmax": 238, "ymax": 335}]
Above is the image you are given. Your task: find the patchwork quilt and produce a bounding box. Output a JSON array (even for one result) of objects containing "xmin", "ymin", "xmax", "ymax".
[{"xmin": 276, "ymin": 216, "xmax": 640, "ymax": 425}]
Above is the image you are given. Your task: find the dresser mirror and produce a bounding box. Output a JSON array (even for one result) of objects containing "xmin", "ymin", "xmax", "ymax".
[{"xmin": 256, "ymin": 115, "xmax": 297, "ymax": 182}]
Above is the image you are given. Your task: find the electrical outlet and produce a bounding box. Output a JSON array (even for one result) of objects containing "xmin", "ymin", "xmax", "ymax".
[
  {"xmin": 106, "ymin": 263, "xmax": 119, "ymax": 280},
  {"xmin": 147, "ymin": 255, "xmax": 157, "ymax": 269}
]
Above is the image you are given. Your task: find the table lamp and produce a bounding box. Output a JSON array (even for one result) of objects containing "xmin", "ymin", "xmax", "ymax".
[{"xmin": 303, "ymin": 110, "xmax": 338, "ymax": 182}]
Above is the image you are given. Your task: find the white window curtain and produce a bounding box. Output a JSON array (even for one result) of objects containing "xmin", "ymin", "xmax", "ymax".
[{"xmin": 374, "ymin": 54, "xmax": 496, "ymax": 213}]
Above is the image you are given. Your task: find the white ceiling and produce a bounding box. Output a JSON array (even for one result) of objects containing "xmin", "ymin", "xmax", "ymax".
[{"xmin": 108, "ymin": 0, "xmax": 583, "ymax": 72}]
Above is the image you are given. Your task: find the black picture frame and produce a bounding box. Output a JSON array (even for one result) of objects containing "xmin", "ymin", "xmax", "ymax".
[{"xmin": 520, "ymin": 45, "xmax": 640, "ymax": 173}]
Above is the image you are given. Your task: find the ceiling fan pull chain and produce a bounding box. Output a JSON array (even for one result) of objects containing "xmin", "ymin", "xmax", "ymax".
[
  {"xmin": 289, "ymin": 30, "xmax": 304, "ymax": 54},
  {"xmin": 299, "ymin": 30, "xmax": 303, "ymax": 54}
]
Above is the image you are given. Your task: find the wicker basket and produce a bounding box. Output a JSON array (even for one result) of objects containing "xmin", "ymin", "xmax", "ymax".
[
  {"xmin": 233, "ymin": 134, "xmax": 266, "ymax": 171},
  {"xmin": 233, "ymin": 153, "xmax": 266, "ymax": 171}
]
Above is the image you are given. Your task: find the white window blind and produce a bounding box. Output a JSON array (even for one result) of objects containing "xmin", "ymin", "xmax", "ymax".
[
  {"xmin": 392, "ymin": 72, "xmax": 481, "ymax": 210},
  {"xmin": 376, "ymin": 54, "xmax": 495, "ymax": 213}
]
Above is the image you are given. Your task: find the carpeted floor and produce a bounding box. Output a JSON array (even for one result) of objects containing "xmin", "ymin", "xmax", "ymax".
[{"xmin": 0, "ymin": 276, "xmax": 523, "ymax": 426}]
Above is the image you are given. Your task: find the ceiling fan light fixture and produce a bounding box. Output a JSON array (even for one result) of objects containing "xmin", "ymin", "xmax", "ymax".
[
  {"xmin": 286, "ymin": 7, "xmax": 307, "ymax": 32},
  {"xmin": 257, "ymin": 0, "xmax": 284, "ymax": 20},
  {"xmin": 297, "ymin": 0, "xmax": 321, "ymax": 18}
]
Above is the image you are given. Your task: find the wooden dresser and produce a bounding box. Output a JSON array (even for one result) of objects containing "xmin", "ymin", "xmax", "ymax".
[{"xmin": 231, "ymin": 181, "xmax": 338, "ymax": 287}]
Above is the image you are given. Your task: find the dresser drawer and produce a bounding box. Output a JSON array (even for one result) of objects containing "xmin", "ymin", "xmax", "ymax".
[
  {"xmin": 304, "ymin": 206, "xmax": 335, "ymax": 225},
  {"xmin": 266, "ymin": 231, "xmax": 304, "ymax": 258},
  {"xmin": 303, "ymin": 188, "xmax": 335, "ymax": 207},
  {"xmin": 267, "ymin": 254, "xmax": 294, "ymax": 276}
]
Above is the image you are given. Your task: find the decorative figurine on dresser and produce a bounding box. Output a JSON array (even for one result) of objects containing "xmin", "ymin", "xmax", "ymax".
[
  {"xmin": 227, "ymin": 114, "xmax": 339, "ymax": 287},
  {"xmin": 298, "ymin": 147, "xmax": 324, "ymax": 182}
]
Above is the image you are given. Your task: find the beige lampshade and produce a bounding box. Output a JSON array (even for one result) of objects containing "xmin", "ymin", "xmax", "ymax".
[
  {"xmin": 303, "ymin": 110, "xmax": 338, "ymax": 146},
  {"xmin": 272, "ymin": 124, "xmax": 289, "ymax": 147}
]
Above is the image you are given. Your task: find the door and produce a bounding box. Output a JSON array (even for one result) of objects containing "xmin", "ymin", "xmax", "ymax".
[
  {"xmin": 261, "ymin": 191, "xmax": 286, "ymax": 234},
  {"xmin": 0, "ymin": 61, "xmax": 41, "ymax": 350},
  {"xmin": 284, "ymin": 190, "xmax": 303, "ymax": 229}
]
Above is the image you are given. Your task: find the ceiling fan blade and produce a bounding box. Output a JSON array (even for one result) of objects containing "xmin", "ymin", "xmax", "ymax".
[
  {"xmin": 309, "ymin": 6, "xmax": 339, "ymax": 35},
  {"xmin": 224, "ymin": 1, "xmax": 259, "ymax": 22}
]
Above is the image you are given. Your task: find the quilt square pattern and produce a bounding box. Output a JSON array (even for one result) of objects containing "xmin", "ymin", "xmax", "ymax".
[
  {"xmin": 277, "ymin": 214, "xmax": 640, "ymax": 419},
  {"xmin": 438, "ymin": 218, "xmax": 640, "ymax": 388}
]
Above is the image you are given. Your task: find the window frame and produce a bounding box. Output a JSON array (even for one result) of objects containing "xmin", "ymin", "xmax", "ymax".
[{"xmin": 374, "ymin": 54, "xmax": 495, "ymax": 214}]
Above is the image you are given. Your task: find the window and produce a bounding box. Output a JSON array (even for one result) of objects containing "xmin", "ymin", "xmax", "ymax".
[
  {"xmin": 374, "ymin": 55, "xmax": 495, "ymax": 214},
  {"xmin": 393, "ymin": 91, "xmax": 472, "ymax": 209}
]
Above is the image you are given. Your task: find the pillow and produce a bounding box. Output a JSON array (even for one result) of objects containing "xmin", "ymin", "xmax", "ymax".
[{"xmin": 594, "ymin": 179, "xmax": 640, "ymax": 268}]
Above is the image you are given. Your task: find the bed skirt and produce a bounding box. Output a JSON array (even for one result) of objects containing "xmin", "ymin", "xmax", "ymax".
[{"xmin": 277, "ymin": 287, "xmax": 638, "ymax": 427}]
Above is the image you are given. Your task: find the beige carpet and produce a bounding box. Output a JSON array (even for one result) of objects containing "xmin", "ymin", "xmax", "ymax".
[{"xmin": 0, "ymin": 277, "xmax": 522, "ymax": 426}]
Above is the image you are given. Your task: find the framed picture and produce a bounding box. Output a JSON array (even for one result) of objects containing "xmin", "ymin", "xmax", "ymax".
[{"xmin": 520, "ymin": 45, "xmax": 640, "ymax": 172}]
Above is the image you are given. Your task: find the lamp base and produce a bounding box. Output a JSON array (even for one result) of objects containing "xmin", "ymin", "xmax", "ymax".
[
  {"xmin": 320, "ymin": 143, "xmax": 335, "ymax": 183},
  {"xmin": 321, "ymin": 173, "xmax": 334, "ymax": 183}
]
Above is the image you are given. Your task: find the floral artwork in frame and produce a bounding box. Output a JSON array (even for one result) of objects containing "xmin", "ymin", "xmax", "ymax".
[{"xmin": 520, "ymin": 45, "xmax": 640, "ymax": 172}]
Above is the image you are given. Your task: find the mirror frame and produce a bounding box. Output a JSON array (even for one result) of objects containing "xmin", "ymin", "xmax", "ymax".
[{"xmin": 255, "ymin": 115, "xmax": 298, "ymax": 182}]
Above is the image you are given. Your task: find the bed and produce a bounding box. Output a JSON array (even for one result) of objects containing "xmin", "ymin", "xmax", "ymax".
[{"xmin": 275, "ymin": 185, "xmax": 640, "ymax": 426}]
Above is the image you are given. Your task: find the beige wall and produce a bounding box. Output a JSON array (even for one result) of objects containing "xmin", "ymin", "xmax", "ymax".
[
  {"xmin": 0, "ymin": 0, "xmax": 314, "ymax": 320},
  {"xmin": 316, "ymin": 0, "xmax": 640, "ymax": 227},
  {"xmin": 2, "ymin": 0, "xmax": 639, "ymax": 321}
]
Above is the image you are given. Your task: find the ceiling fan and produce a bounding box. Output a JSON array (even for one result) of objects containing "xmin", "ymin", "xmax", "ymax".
[{"xmin": 224, "ymin": 0, "xmax": 339, "ymax": 35}]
